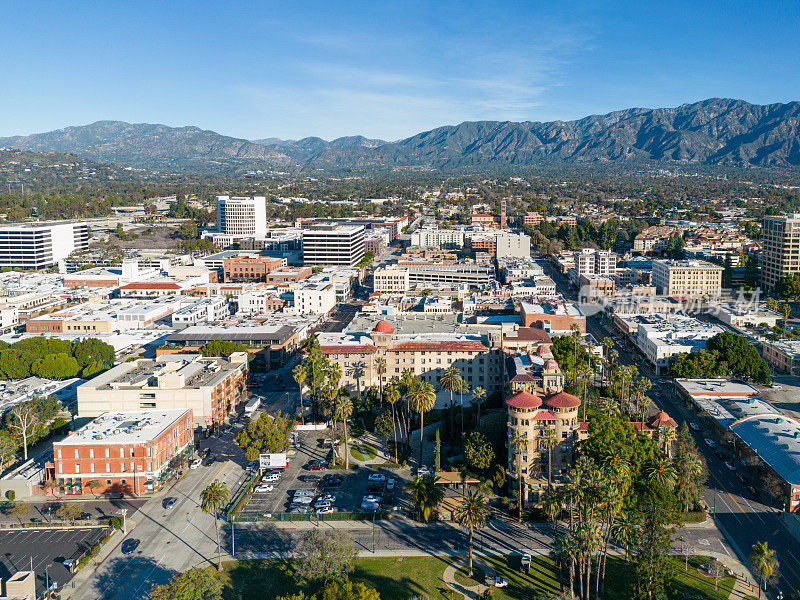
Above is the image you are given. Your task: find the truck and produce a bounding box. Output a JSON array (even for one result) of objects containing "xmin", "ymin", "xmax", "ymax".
[{"xmin": 244, "ymin": 397, "xmax": 261, "ymax": 418}]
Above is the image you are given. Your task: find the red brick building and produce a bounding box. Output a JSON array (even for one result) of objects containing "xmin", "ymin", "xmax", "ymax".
[
  {"xmin": 222, "ymin": 256, "xmax": 284, "ymax": 282},
  {"xmin": 52, "ymin": 408, "xmax": 194, "ymax": 496}
]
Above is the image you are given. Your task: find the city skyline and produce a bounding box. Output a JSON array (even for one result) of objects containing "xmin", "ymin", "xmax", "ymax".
[{"xmin": 1, "ymin": 1, "xmax": 799, "ymax": 141}]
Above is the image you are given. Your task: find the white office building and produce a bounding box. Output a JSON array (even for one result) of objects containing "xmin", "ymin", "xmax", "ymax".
[
  {"xmin": 576, "ymin": 248, "xmax": 617, "ymax": 280},
  {"xmin": 215, "ymin": 196, "xmax": 267, "ymax": 237},
  {"xmin": 0, "ymin": 221, "xmax": 88, "ymax": 270},
  {"xmin": 410, "ymin": 227, "xmax": 465, "ymax": 249},
  {"xmin": 302, "ymin": 223, "xmax": 366, "ymax": 266},
  {"xmin": 291, "ymin": 282, "xmax": 336, "ymax": 316}
]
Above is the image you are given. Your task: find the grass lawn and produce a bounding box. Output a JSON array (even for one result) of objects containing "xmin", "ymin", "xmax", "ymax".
[
  {"xmin": 351, "ymin": 442, "xmax": 378, "ymax": 461},
  {"xmin": 218, "ymin": 554, "xmax": 734, "ymax": 600},
  {"xmin": 452, "ymin": 566, "xmax": 485, "ymax": 587}
]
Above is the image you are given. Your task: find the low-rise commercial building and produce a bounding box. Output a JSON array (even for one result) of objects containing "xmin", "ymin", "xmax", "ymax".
[
  {"xmin": 763, "ymin": 339, "xmax": 800, "ymax": 375},
  {"xmin": 77, "ymin": 354, "xmax": 248, "ymax": 425},
  {"xmin": 52, "ymin": 408, "xmax": 193, "ymax": 495},
  {"xmin": 652, "ymin": 259, "xmax": 723, "ymax": 297},
  {"xmin": 519, "ymin": 301, "xmax": 586, "ymax": 334},
  {"xmin": 373, "ymin": 266, "xmax": 411, "ymax": 293},
  {"xmin": 635, "ymin": 315, "xmax": 723, "ymax": 375}
]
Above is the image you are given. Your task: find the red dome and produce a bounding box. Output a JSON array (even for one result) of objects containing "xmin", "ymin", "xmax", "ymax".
[
  {"xmin": 373, "ymin": 320, "xmax": 394, "ymax": 334},
  {"xmin": 544, "ymin": 391, "xmax": 581, "ymax": 409},
  {"xmin": 505, "ymin": 391, "xmax": 543, "ymax": 409}
]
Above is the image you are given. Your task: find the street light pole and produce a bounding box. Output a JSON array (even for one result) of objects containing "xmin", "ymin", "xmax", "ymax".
[{"xmin": 117, "ymin": 508, "xmax": 128, "ymax": 535}]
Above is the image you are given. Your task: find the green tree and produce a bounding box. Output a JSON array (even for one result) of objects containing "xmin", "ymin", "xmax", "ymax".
[
  {"xmin": 776, "ymin": 273, "xmax": 800, "ymax": 300},
  {"xmin": 150, "ymin": 568, "xmax": 224, "ymax": 600},
  {"xmin": 407, "ymin": 473, "xmax": 444, "ymax": 522},
  {"xmin": 667, "ymin": 232, "xmax": 685, "ymax": 259},
  {"xmin": 72, "ymin": 338, "xmax": 115, "ymax": 368},
  {"xmin": 30, "ymin": 353, "xmax": 81, "ymax": 379},
  {"xmin": 199, "ymin": 340, "xmax": 248, "ymax": 357},
  {"xmin": 511, "ymin": 430, "xmax": 528, "ymax": 523},
  {"xmin": 463, "ymin": 431, "xmax": 495, "ymax": 473},
  {"xmin": 407, "ymin": 380, "xmax": 436, "ymax": 465},
  {"xmin": 296, "ymin": 529, "xmax": 357, "ymax": 584},
  {"xmin": 236, "ymin": 412, "xmax": 296, "ymax": 461},
  {"xmin": 454, "ymin": 489, "xmax": 491, "ymax": 577},
  {"xmin": 6, "ymin": 501, "xmax": 31, "ymax": 523},
  {"xmin": 319, "ymin": 581, "xmax": 380, "ymax": 600},
  {"xmin": 199, "ymin": 481, "xmax": 230, "ymax": 568},
  {"xmin": 749, "ymin": 541, "xmax": 778, "ymax": 599},
  {"xmin": 177, "ymin": 221, "xmax": 199, "ymax": 240},
  {"xmin": 293, "ymin": 363, "xmax": 307, "ymax": 424},
  {"xmin": 722, "ymin": 253, "xmax": 733, "ymax": 289}
]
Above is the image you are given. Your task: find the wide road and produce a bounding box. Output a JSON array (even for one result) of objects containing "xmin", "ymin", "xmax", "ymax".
[
  {"xmin": 539, "ymin": 257, "xmax": 800, "ymax": 597},
  {"xmin": 71, "ymin": 459, "xmax": 249, "ymax": 600}
]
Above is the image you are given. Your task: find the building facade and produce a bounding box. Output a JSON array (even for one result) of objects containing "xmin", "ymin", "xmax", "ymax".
[
  {"xmin": 302, "ymin": 223, "xmax": 366, "ymax": 266},
  {"xmin": 762, "ymin": 214, "xmax": 800, "ymax": 290},
  {"xmin": 216, "ymin": 196, "xmax": 267, "ymax": 237},
  {"xmin": 651, "ymin": 259, "xmax": 723, "ymax": 297},
  {"xmin": 52, "ymin": 409, "xmax": 193, "ymax": 495},
  {"xmin": 0, "ymin": 221, "xmax": 88, "ymax": 269},
  {"xmin": 373, "ymin": 266, "xmax": 411, "ymax": 293}
]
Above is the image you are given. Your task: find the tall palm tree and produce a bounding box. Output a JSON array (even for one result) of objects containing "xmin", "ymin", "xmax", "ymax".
[
  {"xmin": 570, "ymin": 324, "xmax": 582, "ymax": 385},
  {"xmin": 457, "ymin": 377, "xmax": 468, "ymax": 436},
  {"xmin": 454, "ymin": 490, "xmax": 491, "ymax": 577},
  {"xmin": 407, "ymin": 380, "xmax": 436, "ymax": 465},
  {"xmin": 644, "ymin": 457, "xmax": 677, "ymax": 490},
  {"xmin": 540, "ymin": 427, "xmax": 558, "ymax": 486},
  {"xmin": 749, "ymin": 541, "xmax": 778, "ymax": 598},
  {"xmin": 407, "ymin": 473, "xmax": 444, "ymax": 522},
  {"xmin": 292, "ymin": 363, "xmax": 307, "ymax": 424},
  {"xmin": 346, "ymin": 361, "xmax": 365, "ymax": 397},
  {"xmin": 335, "ymin": 395, "xmax": 354, "ymax": 469},
  {"xmin": 375, "ymin": 357, "xmax": 387, "ymax": 403},
  {"xmin": 612, "ymin": 511, "xmax": 639, "ymax": 561},
  {"xmin": 472, "ymin": 386, "xmax": 486, "ymax": 427},
  {"xmin": 602, "ymin": 337, "xmax": 614, "ymax": 384},
  {"xmin": 511, "ymin": 430, "xmax": 529, "ymax": 523},
  {"xmin": 439, "ymin": 366, "xmax": 460, "ymax": 432},
  {"xmin": 541, "ymin": 485, "xmax": 562, "ymax": 538},
  {"xmin": 659, "ymin": 426, "xmax": 677, "ymax": 458},
  {"xmin": 200, "ymin": 481, "xmax": 230, "ymax": 568},
  {"xmin": 578, "ymin": 363, "xmax": 592, "ymax": 421},
  {"xmin": 385, "ymin": 383, "xmax": 401, "ymax": 463}
]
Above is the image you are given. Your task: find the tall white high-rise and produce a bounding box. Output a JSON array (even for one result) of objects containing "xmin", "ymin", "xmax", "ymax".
[
  {"xmin": 302, "ymin": 223, "xmax": 366, "ymax": 266},
  {"xmin": 215, "ymin": 196, "xmax": 267, "ymax": 237},
  {"xmin": 0, "ymin": 220, "xmax": 88, "ymax": 269}
]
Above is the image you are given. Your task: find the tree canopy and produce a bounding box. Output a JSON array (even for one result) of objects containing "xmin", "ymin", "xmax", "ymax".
[
  {"xmin": 669, "ymin": 332, "xmax": 770, "ymax": 383},
  {"xmin": 236, "ymin": 412, "xmax": 296, "ymax": 461},
  {"xmin": 0, "ymin": 337, "xmax": 115, "ymax": 380}
]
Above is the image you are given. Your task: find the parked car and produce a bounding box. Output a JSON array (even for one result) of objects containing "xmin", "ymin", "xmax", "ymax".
[
  {"xmin": 386, "ymin": 479, "xmax": 396, "ymax": 491},
  {"xmin": 367, "ymin": 473, "xmax": 386, "ymax": 482},
  {"xmin": 416, "ymin": 466, "xmax": 430, "ymax": 476},
  {"xmin": 322, "ymin": 477, "xmax": 343, "ymax": 488},
  {"xmin": 292, "ymin": 496, "xmax": 313, "ymax": 505},
  {"xmin": 307, "ymin": 459, "xmax": 329, "ymax": 470},
  {"xmin": 704, "ymin": 438, "xmax": 716, "ymax": 448},
  {"xmin": 314, "ymin": 500, "xmax": 333, "ymax": 509},
  {"xmin": 360, "ymin": 501, "xmax": 379, "ymax": 510},
  {"xmin": 288, "ymin": 507, "xmax": 307, "ymax": 514},
  {"xmin": 363, "ymin": 494, "xmax": 381, "ymax": 503},
  {"xmin": 262, "ymin": 473, "xmax": 280, "ymax": 483},
  {"xmin": 294, "ymin": 489, "xmax": 316, "ymax": 497},
  {"xmin": 190, "ymin": 458, "xmax": 202, "ymax": 469},
  {"xmin": 319, "ymin": 494, "xmax": 337, "ymax": 502},
  {"xmin": 494, "ymin": 577, "xmax": 509, "ymax": 588},
  {"xmin": 254, "ymin": 484, "xmax": 274, "ymax": 493},
  {"xmin": 315, "ymin": 506, "xmax": 335, "ymax": 515},
  {"xmin": 121, "ymin": 539, "xmax": 140, "ymax": 554},
  {"xmin": 689, "ymin": 422, "xmax": 700, "ymax": 431}
]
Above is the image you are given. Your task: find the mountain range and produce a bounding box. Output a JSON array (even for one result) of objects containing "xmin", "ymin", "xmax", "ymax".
[{"xmin": 2, "ymin": 98, "xmax": 799, "ymax": 173}]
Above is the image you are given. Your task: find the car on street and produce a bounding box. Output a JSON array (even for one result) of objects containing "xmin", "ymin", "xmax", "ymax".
[
  {"xmin": 725, "ymin": 461, "xmax": 736, "ymax": 471},
  {"xmin": 306, "ymin": 459, "xmax": 329, "ymax": 470},
  {"xmin": 315, "ymin": 506, "xmax": 335, "ymax": 515},
  {"xmin": 689, "ymin": 422, "xmax": 700, "ymax": 431},
  {"xmin": 367, "ymin": 473, "xmax": 386, "ymax": 482},
  {"xmin": 363, "ymin": 494, "xmax": 381, "ymax": 503},
  {"xmin": 386, "ymin": 479, "xmax": 396, "ymax": 491},
  {"xmin": 163, "ymin": 497, "xmax": 177, "ymax": 509},
  {"xmin": 704, "ymin": 438, "xmax": 716, "ymax": 448},
  {"xmin": 768, "ymin": 383, "xmax": 782, "ymax": 389},
  {"xmin": 121, "ymin": 539, "xmax": 140, "ymax": 554},
  {"xmin": 254, "ymin": 484, "xmax": 274, "ymax": 493},
  {"xmin": 190, "ymin": 458, "xmax": 202, "ymax": 469},
  {"xmin": 494, "ymin": 577, "xmax": 509, "ymax": 588}
]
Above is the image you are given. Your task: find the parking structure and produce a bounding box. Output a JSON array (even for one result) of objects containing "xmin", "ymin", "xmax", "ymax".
[{"xmin": 0, "ymin": 527, "xmax": 108, "ymax": 595}]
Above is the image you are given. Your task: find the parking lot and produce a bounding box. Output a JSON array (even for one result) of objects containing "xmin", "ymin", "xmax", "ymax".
[
  {"xmin": 0, "ymin": 527, "xmax": 108, "ymax": 595},
  {"xmin": 240, "ymin": 432, "xmax": 407, "ymax": 516}
]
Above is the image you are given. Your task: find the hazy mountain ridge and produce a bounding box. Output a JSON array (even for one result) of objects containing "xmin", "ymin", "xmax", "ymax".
[{"xmin": 2, "ymin": 99, "xmax": 800, "ymax": 173}]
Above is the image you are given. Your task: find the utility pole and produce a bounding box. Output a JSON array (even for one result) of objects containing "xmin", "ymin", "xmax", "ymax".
[
  {"xmin": 117, "ymin": 508, "xmax": 128, "ymax": 535},
  {"xmin": 231, "ymin": 518, "xmax": 235, "ymax": 557}
]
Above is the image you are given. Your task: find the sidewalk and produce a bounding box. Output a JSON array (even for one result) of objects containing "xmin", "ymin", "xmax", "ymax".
[{"xmin": 60, "ymin": 528, "xmax": 123, "ymax": 600}]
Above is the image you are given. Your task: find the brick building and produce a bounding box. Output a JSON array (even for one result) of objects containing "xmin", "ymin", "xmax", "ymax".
[
  {"xmin": 222, "ymin": 256, "xmax": 284, "ymax": 283},
  {"xmin": 52, "ymin": 408, "xmax": 193, "ymax": 496}
]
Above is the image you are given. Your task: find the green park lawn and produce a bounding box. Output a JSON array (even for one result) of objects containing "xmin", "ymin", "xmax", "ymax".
[
  {"xmin": 351, "ymin": 442, "xmax": 378, "ymax": 461},
  {"xmin": 218, "ymin": 554, "xmax": 734, "ymax": 600}
]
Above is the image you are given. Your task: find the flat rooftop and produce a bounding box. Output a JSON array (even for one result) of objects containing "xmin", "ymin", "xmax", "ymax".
[
  {"xmin": 731, "ymin": 414, "xmax": 800, "ymax": 485},
  {"xmin": 58, "ymin": 409, "xmax": 190, "ymax": 445}
]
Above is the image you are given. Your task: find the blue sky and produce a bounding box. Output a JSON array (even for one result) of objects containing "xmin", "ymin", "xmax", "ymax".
[{"xmin": 1, "ymin": 1, "xmax": 798, "ymax": 141}]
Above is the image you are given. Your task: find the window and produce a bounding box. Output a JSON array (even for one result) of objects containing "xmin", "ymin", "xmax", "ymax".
[
  {"xmin": 105, "ymin": 448, "xmax": 110, "ymax": 458},
  {"xmin": 75, "ymin": 464, "xmax": 80, "ymax": 474},
  {"xmin": 121, "ymin": 463, "xmax": 125, "ymax": 472},
  {"xmin": 130, "ymin": 462, "xmax": 135, "ymax": 472},
  {"xmin": 74, "ymin": 449, "xmax": 79, "ymax": 459},
  {"xmin": 90, "ymin": 463, "xmax": 96, "ymax": 473},
  {"xmin": 57, "ymin": 449, "xmax": 62, "ymax": 459},
  {"xmin": 130, "ymin": 448, "xmax": 135, "ymax": 458},
  {"xmin": 120, "ymin": 448, "xmax": 125, "ymax": 458},
  {"xmin": 89, "ymin": 449, "xmax": 95, "ymax": 459},
  {"xmin": 58, "ymin": 464, "xmax": 63, "ymax": 474},
  {"xmin": 105, "ymin": 463, "xmax": 111, "ymax": 473}
]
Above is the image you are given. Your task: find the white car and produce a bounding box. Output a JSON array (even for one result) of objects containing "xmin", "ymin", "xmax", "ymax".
[
  {"xmin": 363, "ymin": 494, "xmax": 381, "ymax": 503},
  {"xmin": 494, "ymin": 577, "xmax": 509, "ymax": 588},
  {"xmin": 292, "ymin": 495, "xmax": 313, "ymax": 504},
  {"xmin": 190, "ymin": 459, "xmax": 202, "ymax": 469},
  {"xmin": 416, "ymin": 466, "xmax": 430, "ymax": 476},
  {"xmin": 360, "ymin": 501, "xmax": 379, "ymax": 510},
  {"xmin": 254, "ymin": 484, "xmax": 274, "ymax": 493},
  {"xmin": 367, "ymin": 473, "xmax": 386, "ymax": 482},
  {"xmin": 319, "ymin": 494, "xmax": 337, "ymax": 502},
  {"xmin": 294, "ymin": 489, "xmax": 316, "ymax": 497},
  {"xmin": 314, "ymin": 500, "xmax": 333, "ymax": 509},
  {"xmin": 316, "ymin": 506, "xmax": 335, "ymax": 515},
  {"xmin": 262, "ymin": 473, "xmax": 280, "ymax": 483}
]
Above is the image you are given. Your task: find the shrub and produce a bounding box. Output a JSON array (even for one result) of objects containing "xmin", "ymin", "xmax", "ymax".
[{"xmin": 5, "ymin": 491, "xmax": 14, "ymax": 501}]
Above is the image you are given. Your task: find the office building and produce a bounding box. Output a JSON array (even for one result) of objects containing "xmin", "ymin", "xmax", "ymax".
[
  {"xmin": 77, "ymin": 353, "xmax": 249, "ymax": 425},
  {"xmin": 292, "ymin": 282, "xmax": 336, "ymax": 316},
  {"xmin": 52, "ymin": 409, "xmax": 193, "ymax": 495},
  {"xmin": 651, "ymin": 259, "xmax": 723, "ymax": 297},
  {"xmin": 576, "ymin": 249, "xmax": 617, "ymax": 279},
  {"xmin": 302, "ymin": 223, "xmax": 366, "ymax": 266},
  {"xmin": 216, "ymin": 196, "xmax": 267, "ymax": 237},
  {"xmin": 0, "ymin": 221, "xmax": 88, "ymax": 270},
  {"xmin": 410, "ymin": 227, "xmax": 465, "ymax": 249},
  {"xmin": 373, "ymin": 265, "xmax": 411, "ymax": 293},
  {"xmin": 762, "ymin": 213, "xmax": 800, "ymax": 290}
]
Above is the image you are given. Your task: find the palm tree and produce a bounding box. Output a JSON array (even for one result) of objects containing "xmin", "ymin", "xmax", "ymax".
[
  {"xmin": 407, "ymin": 474, "xmax": 444, "ymax": 522},
  {"xmin": 749, "ymin": 541, "xmax": 778, "ymax": 598},
  {"xmin": 511, "ymin": 430, "xmax": 529, "ymax": 523},
  {"xmin": 472, "ymin": 386, "xmax": 486, "ymax": 427},
  {"xmin": 454, "ymin": 490, "xmax": 491, "ymax": 577},
  {"xmin": 602, "ymin": 337, "xmax": 614, "ymax": 383},
  {"xmin": 335, "ymin": 395, "xmax": 354, "ymax": 469},
  {"xmin": 385, "ymin": 383, "xmax": 401, "ymax": 462},
  {"xmin": 292, "ymin": 363, "xmax": 307, "ymax": 424},
  {"xmin": 439, "ymin": 366, "xmax": 460, "ymax": 432},
  {"xmin": 457, "ymin": 377, "xmax": 468, "ymax": 436},
  {"xmin": 346, "ymin": 362, "xmax": 366, "ymax": 396},
  {"xmin": 407, "ymin": 380, "xmax": 436, "ymax": 465},
  {"xmin": 612, "ymin": 511, "xmax": 639, "ymax": 560},
  {"xmin": 644, "ymin": 457, "xmax": 677, "ymax": 490},
  {"xmin": 540, "ymin": 427, "xmax": 558, "ymax": 486},
  {"xmin": 570, "ymin": 324, "xmax": 582, "ymax": 385},
  {"xmin": 659, "ymin": 426, "xmax": 677, "ymax": 458},
  {"xmin": 200, "ymin": 481, "xmax": 230, "ymax": 568},
  {"xmin": 375, "ymin": 357, "xmax": 387, "ymax": 402},
  {"xmin": 541, "ymin": 485, "xmax": 562, "ymax": 538},
  {"xmin": 782, "ymin": 302, "xmax": 792, "ymax": 338},
  {"xmin": 578, "ymin": 363, "xmax": 592, "ymax": 421}
]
